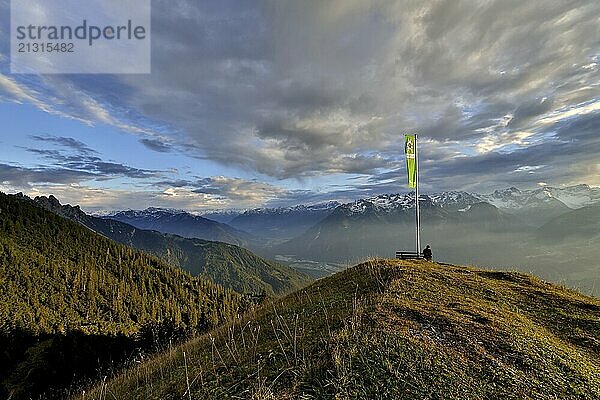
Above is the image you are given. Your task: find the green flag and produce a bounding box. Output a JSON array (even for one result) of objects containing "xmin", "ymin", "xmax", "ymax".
[{"xmin": 405, "ymin": 134, "xmax": 416, "ymax": 188}]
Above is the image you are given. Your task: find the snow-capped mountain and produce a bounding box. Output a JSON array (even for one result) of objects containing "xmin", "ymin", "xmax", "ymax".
[
  {"xmin": 347, "ymin": 193, "xmax": 414, "ymax": 214},
  {"xmin": 479, "ymin": 184, "xmax": 600, "ymax": 211},
  {"xmin": 228, "ymin": 201, "xmax": 341, "ymax": 240},
  {"xmin": 535, "ymin": 184, "xmax": 600, "ymax": 209},
  {"xmin": 290, "ymin": 184, "xmax": 598, "ymax": 230},
  {"xmin": 240, "ymin": 201, "xmax": 342, "ymax": 216},
  {"xmin": 333, "ymin": 185, "xmax": 599, "ymax": 218},
  {"xmin": 199, "ymin": 209, "xmax": 244, "ymax": 224},
  {"xmin": 482, "ymin": 187, "xmax": 552, "ymax": 210},
  {"xmin": 274, "ymin": 191, "xmax": 517, "ymax": 264},
  {"xmin": 425, "ymin": 191, "xmax": 487, "ymax": 211},
  {"xmin": 106, "ymin": 207, "xmax": 251, "ymax": 246},
  {"xmin": 199, "ymin": 202, "xmax": 342, "ymax": 225},
  {"xmin": 104, "ymin": 207, "xmax": 184, "ymax": 219},
  {"xmin": 334, "ymin": 191, "xmax": 486, "ymax": 216},
  {"xmin": 475, "ymin": 185, "xmax": 600, "ymax": 226},
  {"xmin": 339, "ymin": 193, "xmax": 425, "ymax": 215},
  {"xmin": 102, "ymin": 185, "xmax": 598, "ymax": 246}
]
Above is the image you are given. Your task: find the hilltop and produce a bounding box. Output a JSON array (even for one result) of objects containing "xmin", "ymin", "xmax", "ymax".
[{"xmin": 80, "ymin": 259, "xmax": 600, "ymax": 399}]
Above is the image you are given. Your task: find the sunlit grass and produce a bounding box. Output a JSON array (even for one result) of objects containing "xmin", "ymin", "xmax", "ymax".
[{"xmin": 77, "ymin": 259, "xmax": 600, "ymax": 400}]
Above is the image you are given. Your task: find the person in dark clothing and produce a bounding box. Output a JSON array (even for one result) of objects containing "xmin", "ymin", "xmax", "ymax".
[{"xmin": 423, "ymin": 245, "xmax": 433, "ymax": 261}]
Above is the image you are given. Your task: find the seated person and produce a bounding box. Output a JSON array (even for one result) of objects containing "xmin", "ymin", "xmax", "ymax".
[{"xmin": 423, "ymin": 245, "xmax": 433, "ymax": 261}]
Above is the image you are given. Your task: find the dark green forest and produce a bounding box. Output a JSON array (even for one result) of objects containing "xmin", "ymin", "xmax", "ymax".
[{"xmin": 0, "ymin": 193, "xmax": 251, "ymax": 399}]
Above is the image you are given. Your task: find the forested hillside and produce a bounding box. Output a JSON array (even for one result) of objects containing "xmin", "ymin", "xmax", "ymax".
[
  {"xmin": 34, "ymin": 195, "xmax": 311, "ymax": 295},
  {"xmin": 0, "ymin": 192, "xmax": 249, "ymax": 399}
]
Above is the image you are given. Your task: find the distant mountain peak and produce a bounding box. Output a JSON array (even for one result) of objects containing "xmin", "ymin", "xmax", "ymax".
[
  {"xmin": 106, "ymin": 206, "xmax": 251, "ymax": 246},
  {"xmin": 492, "ymin": 186, "xmax": 521, "ymax": 196},
  {"xmin": 237, "ymin": 201, "xmax": 342, "ymax": 217},
  {"xmin": 33, "ymin": 195, "xmax": 86, "ymax": 221},
  {"xmin": 143, "ymin": 206, "xmax": 187, "ymax": 214}
]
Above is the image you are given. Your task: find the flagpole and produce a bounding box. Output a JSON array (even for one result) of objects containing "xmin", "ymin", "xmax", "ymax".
[{"xmin": 415, "ymin": 134, "xmax": 421, "ymax": 255}]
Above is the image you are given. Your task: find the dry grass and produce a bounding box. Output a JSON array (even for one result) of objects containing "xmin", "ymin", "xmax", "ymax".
[{"xmin": 75, "ymin": 259, "xmax": 600, "ymax": 400}]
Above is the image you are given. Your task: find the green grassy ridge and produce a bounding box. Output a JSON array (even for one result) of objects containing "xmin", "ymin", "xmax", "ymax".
[{"xmin": 78, "ymin": 259, "xmax": 600, "ymax": 399}]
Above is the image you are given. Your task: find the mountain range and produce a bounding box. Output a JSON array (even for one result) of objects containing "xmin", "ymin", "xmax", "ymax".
[
  {"xmin": 107, "ymin": 202, "xmax": 342, "ymax": 244},
  {"xmin": 273, "ymin": 194, "xmax": 524, "ymax": 262},
  {"xmin": 87, "ymin": 184, "xmax": 599, "ymax": 294},
  {"xmin": 266, "ymin": 185, "xmax": 600, "ymax": 295},
  {"xmin": 32, "ymin": 195, "xmax": 311, "ymax": 295},
  {"xmin": 106, "ymin": 184, "xmax": 599, "ymax": 241},
  {"xmin": 320, "ymin": 184, "xmax": 599, "ymax": 220},
  {"xmin": 226, "ymin": 201, "xmax": 341, "ymax": 241},
  {"xmin": 107, "ymin": 208, "xmax": 252, "ymax": 246}
]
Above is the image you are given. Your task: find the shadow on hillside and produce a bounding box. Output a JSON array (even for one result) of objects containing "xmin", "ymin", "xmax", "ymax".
[{"xmin": 0, "ymin": 322, "xmax": 188, "ymax": 400}]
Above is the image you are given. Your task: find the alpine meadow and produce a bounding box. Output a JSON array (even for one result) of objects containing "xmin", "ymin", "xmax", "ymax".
[{"xmin": 0, "ymin": 1, "xmax": 599, "ymax": 399}]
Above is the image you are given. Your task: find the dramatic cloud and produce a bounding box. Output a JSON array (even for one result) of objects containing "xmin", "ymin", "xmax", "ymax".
[
  {"xmin": 0, "ymin": 0, "xmax": 599, "ymax": 209},
  {"xmin": 192, "ymin": 177, "xmax": 284, "ymax": 202},
  {"xmin": 0, "ymin": 163, "xmax": 95, "ymax": 187},
  {"xmin": 139, "ymin": 138, "xmax": 173, "ymax": 153},
  {"xmin": 0, "ymin": 135, "xmax": 168, "ymax": 191},
  {"xmin": 155, "ymin": 176, "xmax": 294, "ymax": 207},
  {"xmin": 0, "ymin": 183, "xmax": 230, "ymax": 213},
  {"xmin": 29, "ymin": 135, "xmax": 97, "ymax": 155},
  {"xmin": 23, "ymin": 136, "xmax": 164, "ymax": 180}
]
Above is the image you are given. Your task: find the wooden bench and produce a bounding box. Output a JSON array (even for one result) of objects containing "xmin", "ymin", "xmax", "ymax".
[{"xmin": 395, "ymin": 251, "xmax": 423, "ymax": 260}]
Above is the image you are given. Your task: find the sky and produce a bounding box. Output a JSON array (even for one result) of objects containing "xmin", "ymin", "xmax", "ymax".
[{"xmin": 0, "ymin": 0, "xmax": 599, "ymax": 212}]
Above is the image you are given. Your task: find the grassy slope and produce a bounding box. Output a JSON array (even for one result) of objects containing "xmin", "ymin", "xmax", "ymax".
[{"xmin": 79, "ymin": 259, "xmax": 600, "ymax": 400}]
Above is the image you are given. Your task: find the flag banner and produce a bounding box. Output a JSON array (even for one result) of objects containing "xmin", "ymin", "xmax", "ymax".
[{"xmin": 405, "ymin": 134, "xmax": 416, "ymax": 188}]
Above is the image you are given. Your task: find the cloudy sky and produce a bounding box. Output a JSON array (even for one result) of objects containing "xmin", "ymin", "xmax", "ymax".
[{"xmin": 0, "ymin": 0, "xmax": 599, "ymax": 212}]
